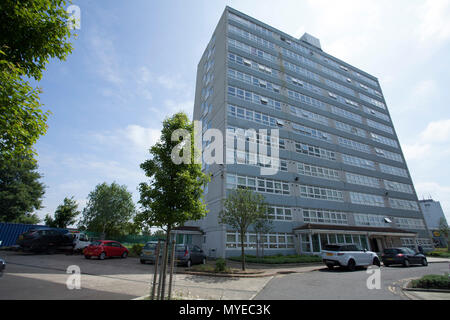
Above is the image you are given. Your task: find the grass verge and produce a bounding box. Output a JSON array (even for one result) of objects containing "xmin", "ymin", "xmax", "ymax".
[{"xmin": 410, "ymin": 274, "xmax": 450, "ymax": 290}]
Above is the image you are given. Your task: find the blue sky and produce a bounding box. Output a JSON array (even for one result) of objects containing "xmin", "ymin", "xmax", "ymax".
[{"xmin": 35, "ymin": 0, "xmax": 450, "ymax": 223}]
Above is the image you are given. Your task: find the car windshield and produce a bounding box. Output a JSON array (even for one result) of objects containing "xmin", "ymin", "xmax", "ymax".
[
  {"xmin": 176, "ymin": 245, "xmax": 187, "ymax": 252},
  {"xmin": 144, "ymin": 243, "xmax": 157, "ymax": 250},
  {"xmin": 90, "ymin": 241, "xmax": 103, "ymax": 246}
]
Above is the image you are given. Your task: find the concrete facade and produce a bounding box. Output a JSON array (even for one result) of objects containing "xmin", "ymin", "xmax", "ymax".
[
  {"xmin": 419, "ymin": 199, "xmax": 448, "ymax": 247},
  {"xmin": 187, "ymin": 6, "xmax": 434, "ymax": 258}
]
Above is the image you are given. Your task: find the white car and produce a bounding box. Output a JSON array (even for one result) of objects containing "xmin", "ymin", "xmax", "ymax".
[
  {"xmin": 321, "ymin": 244, "xmax": 381, "ymax": 271},
  {"xmin": 71, "ymin": 232, "xmax": 91, "ymax": 253}
]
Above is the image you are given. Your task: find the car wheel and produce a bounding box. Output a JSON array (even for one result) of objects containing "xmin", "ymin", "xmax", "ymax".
[
  {"xmin": 326, "ymin": 264, "xmax": 334, "ymax": 271},
  {"xmin": 422, "ymin": 258, "xmax": 428, "ymax": 266},
  {"xmin": 140, "ymin": 259, "xmax": 146, "ymax": 264},
  {"xmin": 403, "ymin": 259, "xmax": 410, "ymax": 267},
  {"xmin": 347, "ymin": 259, "xmax": 356, "ymax": 271},
  {"xmin": 84, "ymin": 255, "xmax": 91, "ymax": 259},
  {"xmin": 99, "ymin": 252, "xmax": 106, "ymax": 260},
  {"xmin": 373, "ymin": 258, "xmax": 381, "ymax": 267},
  {"xmin": 186, "ymin": 259, "xmax": 192, "ymax": 268},
  {"xmin": 121, "ymin": 251, "xmax": 128, "ymax": 259},
  {"xmin": 202, "ymin": 257, "xmax": 206, "ymax": 265}
]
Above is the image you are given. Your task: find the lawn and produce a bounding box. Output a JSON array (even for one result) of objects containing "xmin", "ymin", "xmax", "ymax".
[{"xmin": 228, "ymin": 254, "xmax": 322, "ymax": 264}]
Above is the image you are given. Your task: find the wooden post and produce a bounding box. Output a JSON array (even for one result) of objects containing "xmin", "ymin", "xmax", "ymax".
[{"xmin": 150, "ymin": 240, "xmax": 161, "ymax": 300}]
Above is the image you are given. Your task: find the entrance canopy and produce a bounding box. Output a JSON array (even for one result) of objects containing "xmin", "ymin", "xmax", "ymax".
[{"xmin": 293, "ymin": 224, "xmax": 417, "ymax": 238}]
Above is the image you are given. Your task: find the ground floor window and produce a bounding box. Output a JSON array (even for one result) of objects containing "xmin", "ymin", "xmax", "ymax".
[
  {"xmin": 401, "ymin": 238, "xmax": 433, "ymax": 250},
  {"xmin": 172, "ymin": 234, "xmax": 192, "ymax": 244},
  {"xmin": 299, "ymin": 233, "xmax": 369, "ymax": 253},
  {"xmin": 226, "ymin": 232, "xmax": 294, "ymax": 249}
]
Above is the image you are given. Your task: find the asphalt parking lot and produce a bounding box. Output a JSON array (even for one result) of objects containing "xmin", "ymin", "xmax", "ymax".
[{"xmin": 0, "ymin": 251, "xmax": 273, "ymax": 300}]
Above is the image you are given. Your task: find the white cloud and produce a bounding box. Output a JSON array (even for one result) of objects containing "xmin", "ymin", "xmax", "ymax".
[
  {"xmin": 420, "ymin": 119, "xmax": 450, "ymax": 143},
  {"xmin": 416, "ymin": 0, "xmax": 450, "ymax": 43}
]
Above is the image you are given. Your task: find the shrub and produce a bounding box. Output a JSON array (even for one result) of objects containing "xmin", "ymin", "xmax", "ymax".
[
  {"xmin": 410, "ymin": 274, "xmax": 450, "ymax": 290},
  {"xmin": 215, "ymin": 258, "xmax": 227, "ymax": 272},
  {"xmin": 129, "ymin": 244, "xmax": 144, "ymax": 257}
]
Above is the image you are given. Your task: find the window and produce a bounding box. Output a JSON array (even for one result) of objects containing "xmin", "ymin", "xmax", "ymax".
[
  {"xmin": 389, "ymin": 198, "xmax": 420, "ymax": 211},
  {"xmin": 296, "ymin": 142, "xmax": 336, "ymax": 161},
  {"xmin": 226, "ymin": 174, "xmax": 290, "ymax": 195},
  {"xmin": 267, "ymin": 206, "xmax": 293, "ymax": 221},
  {"xmin": 342, "ymin": 154, "xmax": 375, "ymax": 170},
  {"xmin": 395, "ymin": 218, "xmax": 425, "ymax": 229},
  {"xmin": 350, "ymin": 192, "xmax": 385, "ymax": 207},
  {"xmin": 384, "ymin": 180, "xmax": 413, "ymax": 194},
  {"xmin": 346, "ymin": 172, "xmax": 380, "ymax": 188},
  {"xmin": 293, "ymin": 123, "xmax": 330, "ymax": 141},
  {"xmin": 299, "ymin": 185, "xmax": 344, "ymax": 202},
  {"xmin": 226, "ymin": 231, "xmax": 294, "ymax": 249},
  {"xmin": 228, "ymin": 86, "xmax": 281, "ymax": 110},
  {"xmin": 298, "ymin": 163, "xmax": 340, "ymax": 181},
  {"xmin": 354, "ymin": 214, "xmax": 387, "ymax": 227},
  {"xmin": 338, "ymin": 137, "xmax": 371, "ymax": 153},
  {"xmin": 302, "ymin": 208, "xmax": 348, "ymax": 225},
  {"xmin": 379, "ymin": 163, "xmax": 408, "ymax": 178}
]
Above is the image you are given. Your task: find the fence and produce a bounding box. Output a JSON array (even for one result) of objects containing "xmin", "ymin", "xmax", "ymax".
[{"xmin": 82, "ymin": 232, "xmax": 164, "ymax": 246}]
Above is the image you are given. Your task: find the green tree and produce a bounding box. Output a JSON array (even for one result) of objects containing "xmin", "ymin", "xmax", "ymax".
[
  {"xmin": 438, "ymin": 217, "xmax": 449, "ymax": 252},
  {"xmin": 0, "ymin": 0, "xmax": 74, "ymax": 160},
  {"xmin": 139, "ymin": 112, "xmax": 209, "ymax": 299},
  {"xmin": 219, "ymin": 188, "xmax": 267, "ymax": 271},
  {"xmin": 252, "ymin": 213, "xmax": 273, "ymax": 258},
  {"xmin": 45, "ymin": 196, "xmax": 80, "ymax": 228},
  {"xmin": 0, "ymin": 156, "xmax": 45, "ymax": 223},
  {"xmin": 78, "ymin": 182, "xmax": 136, "ymax": 238}
]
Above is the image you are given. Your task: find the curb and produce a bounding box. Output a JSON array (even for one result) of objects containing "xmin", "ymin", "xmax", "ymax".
[{"xmin": 182, "ymin": 270, "xmax": 277, "ymax": 278}]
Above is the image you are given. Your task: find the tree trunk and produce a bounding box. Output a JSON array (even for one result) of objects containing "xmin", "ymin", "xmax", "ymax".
[
  {"xmin": 160, "ymin": 227, "xmax": 171, "ymax": 300},
  {"xmin": 240, "ymin": 232, "xmax": 246, "ymax": 271}
]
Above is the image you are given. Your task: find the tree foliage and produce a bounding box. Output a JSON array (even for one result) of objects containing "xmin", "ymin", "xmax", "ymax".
[
  {"xmin": 438, "ymin": 217, "xmax": 450, "ymax": 252},
  {"xmin": 219, "ymin": 188, "xmax": 267, "ymax": 270},
  {"xmin": 252, "ymin": 213, "xmax": 273, "ymax": 258},
  {"xmin": 78, "ymin": 182, "xmax": 136, "ymax": 237},
  {"xmin": 0, "ymin": 0, "xmax": 74, "ymax": 160},
  {"xmin": 138, "ymin": 112, "xmax": 209, "ymax": 232},
  {"xmin": 0, "ymin": 156, "xmax": 45, "ymax": 223},
  {"xmin": 45, "ymin": 196, "xmax": 80, "ymax": 228}
]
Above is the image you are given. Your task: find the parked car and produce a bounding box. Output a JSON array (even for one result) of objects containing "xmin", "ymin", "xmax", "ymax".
[
  {"xmin": 83, "ymin": 240, "xmax": 129, "ymax": 260},
  {"xmin": 16, "ymin": 228, "xmax": 74, "ymax": 253},
  {"xmin": 381, "ymin": 247, "xmax": 428, "ymax": 267},
  {"xmin": 175, "ymin": 244, "xmax": 206, "ymax": 268},
  {"xmin": 321, "ymin": 244, "xmax": 381, "ymax": 271},
  {"xmin": 0, "ymin": 258, "xmax": 5, "ymax": 277},
  {"xmin": 140, "ymin": 241, "xmax": 163, "ymax": 264},
  {"xmin": 70, "ymin": 232, "xmax": 91, "ymax": 253}
]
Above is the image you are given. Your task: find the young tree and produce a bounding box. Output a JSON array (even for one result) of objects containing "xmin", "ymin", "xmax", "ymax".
[
  {"xmin": 78, "ymin": 182, "xmax": 136, "ymax": 238},
  {"xmin": 438, "ymin": 217, "xmax": 449, "ymax": 252},
  {"xmin": 139, "ymin": 112, "xmax": 209, "ymax": 299},
  {"xmin": 0, "ymin": 0, "xmax": 75, "ymax": 160},
  {"xmin": 219, "ymin": 188, "xmax": 267, "ymax": 271},
  {"xmin": 45, "ymin": 196, "xmax": 80, "ymax": 228},
  {"xmin": 0, "ymin": 156, "xmax": 45, "ymax": 223},
  {"xmin": 253, "ymin": 214, "xmax": 273, "ymax": 258}
]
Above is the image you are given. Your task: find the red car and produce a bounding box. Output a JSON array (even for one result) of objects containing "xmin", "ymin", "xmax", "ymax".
[{"xmin": 83, "ymin": 240, "xmax": 129, "ymax": 260}]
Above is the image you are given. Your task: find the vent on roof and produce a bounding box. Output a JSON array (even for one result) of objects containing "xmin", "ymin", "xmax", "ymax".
[{"xmin": 299, "ymin": 33, "xmax": 322, "ymax": 50}]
